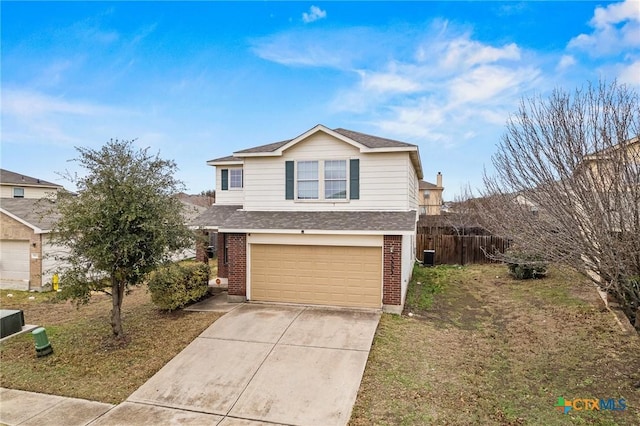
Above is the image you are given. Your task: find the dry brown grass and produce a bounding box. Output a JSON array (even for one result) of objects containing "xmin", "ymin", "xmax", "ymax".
[
  {"xmin": 0, "ymin": 285, "xmax": 221, "ymax": 404},
  {"xmin": 351, "ymin": 264, "xmax": 640, "ymax": 425}
]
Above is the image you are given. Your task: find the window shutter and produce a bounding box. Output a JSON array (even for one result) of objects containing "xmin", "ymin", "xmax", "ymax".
[
  {"xmin": 221, "ymin": 169, "xmax": 229, "ymax": 191},
  {"xmin": 350, "ymin": 159, "xmax": 360, "ymax": 200},
  {"xmin": 285, "ymin": 161, "xmax": 294, "ymax": 200}
]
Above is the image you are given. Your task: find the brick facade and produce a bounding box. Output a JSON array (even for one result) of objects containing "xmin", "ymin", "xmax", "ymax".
[
  {"xmin": 227, "ymin": 233, "xmax": 246, "ymax": 297},
  {"xmin": 382, "ymin": 235, "xmax": 402, "ymax": 306},
  {"xmin": 217, "ymin": 232, "xmax": 229, "ymax": 278},
  {"xmin": 0, "ymin": 212, "xmax": 43, "ymax": 289}
]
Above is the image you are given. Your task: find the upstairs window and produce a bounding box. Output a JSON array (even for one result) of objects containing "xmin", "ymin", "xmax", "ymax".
[
  {"xmin": 324, "ymin": 160, "xmax": 347, "ymax": 199},
  {"xmin": 221, "ymin": 168, "xmax": 243, "ymax": 190},
  {"xmin": 297, "ymin": 161, "xmax": 319, "ymax": 199},
  {"xmin": 230, "ymin": 169, "xmax": 243, "ymax": 189},
  {"xmin": 13, "ymin": 188, "xmax": 24, "ymax": 198},
  {"xmin": 285, "ymin": 159, "xmax": 359, "ymax": 201}
]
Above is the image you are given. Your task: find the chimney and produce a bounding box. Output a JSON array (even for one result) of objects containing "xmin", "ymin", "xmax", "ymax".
[{"xmin": 437, "ymin": 172, "xmax": 442, "ymax": 188}]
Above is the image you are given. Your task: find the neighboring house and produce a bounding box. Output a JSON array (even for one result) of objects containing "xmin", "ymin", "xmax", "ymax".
[
  {"xmin": 418, "ymin": 172, "xmax": 444, "ymax": 215},
  {"xmin": 192, "ymin": 124, "xmax": 423, "ymax": 313},
  {"xmin": 0, "ymin": 170, "xmax": 66, "ymax": 291},
  {"xmin": 175, "ymin": 198, "xmax": 208, "ymax": 260},
  {"xmin": 1, "ymin": 169, "xmax": 62, "ymax": 199},
  {"xmin": 0, "ymin": 198, "xmax": 65, "ymax": 291}
]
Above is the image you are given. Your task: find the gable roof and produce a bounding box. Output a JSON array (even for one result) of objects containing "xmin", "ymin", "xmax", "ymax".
[
  {"xmin": 419, "ymin": 180, "xmax": 440, "ymax": 190},
  {"xmin": 0, "ymin": 169, "xmax": 62, "ymax": 188},
  {"xmin": 0, "ymin": 198, "xmax": 60, "ymax": 233},
  {"xmin": 208, "ymin": 124, "xmax": 423, "ymax": 178}
]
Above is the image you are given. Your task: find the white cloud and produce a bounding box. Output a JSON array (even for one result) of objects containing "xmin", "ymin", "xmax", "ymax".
[
  {"xmin": 618, "ymin": 59, "xmax": 640, "ymax": 85},
  {"xmin": 251, "ymin": 27, "xmax": 382, "ymax": 68},
  {"xmin": 557, "ymin": 55, "xmax": 576, "ymax": 71},
  {"xmin": 302, "ymin": 6, "xmax": 327, "ymax": 24},
  {"xmin": 568, "ymin": 0, "xmax": 640, "ymax": 56},
  {"xmin": 1, "ymin": 88, "xmax": 135, "ymax": 146},
  {"xmin": 358, "ymin": 69, "xmax": 421, "ymax": 94}
]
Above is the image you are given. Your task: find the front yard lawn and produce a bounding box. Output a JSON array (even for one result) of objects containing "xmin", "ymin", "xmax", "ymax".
[
  {"xmin": 0, "ymin": 286, "xmax": 221, "ymax": 404},
  {"xmin": 351, "ymin": 264, "xmax": 640, "ymax": 425}
]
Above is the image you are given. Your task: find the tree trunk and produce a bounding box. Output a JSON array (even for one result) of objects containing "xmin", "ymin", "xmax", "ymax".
[{"xmin": 110, "ymin": 277, "xmax": 125, "ymax": 338}]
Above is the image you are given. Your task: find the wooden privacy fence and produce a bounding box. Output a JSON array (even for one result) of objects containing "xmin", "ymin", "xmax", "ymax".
[{"xmin": 416, "ymin": 234, "xmax": 509, "ymax": 265}]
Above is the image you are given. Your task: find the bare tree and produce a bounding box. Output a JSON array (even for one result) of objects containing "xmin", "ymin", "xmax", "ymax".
[{"xmin": 476, "ymin": 81, "xmax": 640, "ymax": 328}]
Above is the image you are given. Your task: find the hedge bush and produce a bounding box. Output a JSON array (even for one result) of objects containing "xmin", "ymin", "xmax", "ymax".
[
  {"xmin": 506, "ymin": 250, "xmax": 548, "ymax": 280},
  {"xmin": 147, "ymin": 262, "xmax": 210, "ymax": 310}
]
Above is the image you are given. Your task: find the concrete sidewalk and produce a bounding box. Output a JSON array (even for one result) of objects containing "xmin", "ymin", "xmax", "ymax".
[
  {"xmin": 1, "ymin": 303, "xmax": 380, "ymax": 426},
  {"xmin": 0, "ymin": 388, "xmax": 114, "ymax": 426}
]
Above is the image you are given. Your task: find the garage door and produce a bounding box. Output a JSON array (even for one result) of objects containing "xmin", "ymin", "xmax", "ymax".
[
  {"xmin": 251, "ymin": 244, "xmax": 382, "ymax": 308},
  {"xmin": 0, "ymin": 240, "xmax": 30, "ymax": 289}
]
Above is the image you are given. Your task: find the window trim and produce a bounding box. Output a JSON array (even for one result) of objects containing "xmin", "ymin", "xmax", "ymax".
[
  {"xmin": 294, "ymin": 159, "xmax": 351, "ymax": 202},
  {"xmin": 296, "ymin": 160, "xmax": 319, "ymax": 200},
  {"xmin": 324, "ymin": 159, "xmax": 347, "ymax": 200},
  {"xmin": 229, "ymin": 169, "xmax": 243, "ymax": 189},
  {"xmin": 13, "ymin": 187, "xmax": 25, "ymax": 198}
]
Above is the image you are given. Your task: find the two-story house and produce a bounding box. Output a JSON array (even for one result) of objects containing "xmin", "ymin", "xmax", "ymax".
[
  {"xmin": 193, "ymin": 125, "xmax": 423, "ymax": 313},
  {"xmin": 418, "ymin": 172, "xmax": 444, "ymax": 215},
  {"xmin": 0, "ymin": 169, "xmax": 64, "ymax": 291}
]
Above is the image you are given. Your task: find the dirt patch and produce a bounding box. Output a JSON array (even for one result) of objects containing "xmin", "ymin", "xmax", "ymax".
[{"xmin": 351, "ymin": 264, "xmax": 640, "ymax": 425}]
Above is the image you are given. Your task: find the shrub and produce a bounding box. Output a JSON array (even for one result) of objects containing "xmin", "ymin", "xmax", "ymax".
[
  {"xmin": 147, "ymin": 262, "xmax": 210, "ymax": 310},
  {"xmin": 506, "ymin": 250, "xmax": 548, "ymax": 280}
]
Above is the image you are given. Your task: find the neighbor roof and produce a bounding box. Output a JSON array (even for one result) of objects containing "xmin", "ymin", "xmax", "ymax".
[
  {"xmin": 0, "ymin": 198, "xmax": 60, "ymax": 232},
  {"xmin": 218, "ymin": 210, "xmax": 417, "ymax": 234},
  {"xmin": 0, "ymin": 169, "xmax": 62, "ymax": 188},
  {"xmin": 419, "ymin": 180, "xmax": 440, "ymax": 190}
]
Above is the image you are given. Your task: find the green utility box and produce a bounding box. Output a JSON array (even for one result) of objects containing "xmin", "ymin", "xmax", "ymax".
[{"xmin": 32, "ymin": 327, "xmax": 53, "ymax": 357}]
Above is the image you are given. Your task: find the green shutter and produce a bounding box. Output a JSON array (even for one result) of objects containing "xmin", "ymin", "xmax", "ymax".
[
  {"xmin": 350, "ymin": 159, "xmax": 359, "ymax": 200},
  {"xmin": 285, "ymin": 161, "xmax": 294, "ymax": 200},
  {"xmin": 221, "ymin": 169, "xmax": 229, "ymax": 191}
]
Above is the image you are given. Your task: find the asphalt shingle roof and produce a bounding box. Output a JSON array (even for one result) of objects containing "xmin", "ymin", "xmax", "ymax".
[
  {"xmin": 219, "ymin": 210, "xmax": 417, "ymax": 232},
  {"xmin": 332, "ymin": 128, "xmax": 416, "ymax": 148},
  {"xmin": 0, "ymin": 198, "xmax": 60, "ymax": 231},
  {"xmin": 190, "ymin": 204, "xmax": 243, "ymax": 228},
  {"xmin": 0, "ymin": 169, "xmax": 62, "ymax": 188},
  {"xmin": 207, "ymin": 155, "xmax": 244, "ymax": 163},
  {"xmin": 231, "ymin": 127, "xmax": 416, "ymax": 155}
]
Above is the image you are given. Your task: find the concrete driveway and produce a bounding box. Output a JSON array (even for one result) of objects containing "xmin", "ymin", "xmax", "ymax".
[{"xmin": 93, "ymin": 304, "xmax": 381, "ymax": 426}]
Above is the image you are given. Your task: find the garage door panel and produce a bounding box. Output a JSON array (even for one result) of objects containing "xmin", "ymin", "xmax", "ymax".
[
  {"xmin": 0, "ymin": 240, "xmax": 30, "ymax": 290},
  {"xmin": 250, "ymin": 244, "xmax": 382, "ymax": 308}
]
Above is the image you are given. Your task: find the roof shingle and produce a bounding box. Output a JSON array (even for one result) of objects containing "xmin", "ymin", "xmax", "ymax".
[
  {"xmin": 0, "ymin": 169, "xmax": 61, "ymax": 188},
  {"xmin": 219, "ymin": 210, "xmax": 417, "ymax": 232},
  {"xmin": 0, "ymin": 198, "xmax": 60, "ymax": 231}
]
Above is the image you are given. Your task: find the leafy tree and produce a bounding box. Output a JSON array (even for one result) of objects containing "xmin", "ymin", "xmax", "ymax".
[
  {"xmin": 475, "ymin": 80, "xmax": 640, "ymax": 328},
  {"xmin": 52, "ymin": 139, "xmax": 194, "ymax": 338}
]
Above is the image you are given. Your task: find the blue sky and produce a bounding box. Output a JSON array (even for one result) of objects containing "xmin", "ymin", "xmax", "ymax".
[{"xmin": 2, "ymin": 1, "xmax": 639, "ymax": 198}]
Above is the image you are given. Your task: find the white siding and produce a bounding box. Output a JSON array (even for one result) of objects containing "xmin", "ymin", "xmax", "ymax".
[
  {"xmin": 243, "ymin": 133, "xmax": 415, "ymax": 211},
  {"xmin": 215, "ymin": 166, "xmax": 244, "ymax": 205},
  {"xmin": 42, "ymin": 235, "xmax": 71, "ymax": 286},
  {"xmin": 0, "ymin": 186, "xmax": 59, "ymax": 199},
  {"xmin": 401, "ymin": 234, "xmax": 415, "ymax": 306},
  {"xmin": 407, "ymin": 156, "xmax": 419, "ymax": 211}
]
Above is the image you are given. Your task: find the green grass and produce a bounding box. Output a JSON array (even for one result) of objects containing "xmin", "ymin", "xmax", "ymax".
[
  {"xmin": 351, "ymin": 264, "xmax": 640, "ymax": 426},
  {"xmin": 0, "ymin": 286, "xmax": 221, "ymax": 403},
  {"xmin": 404, "ymin": 264, "xmax": 459, "ymax": 312}
]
